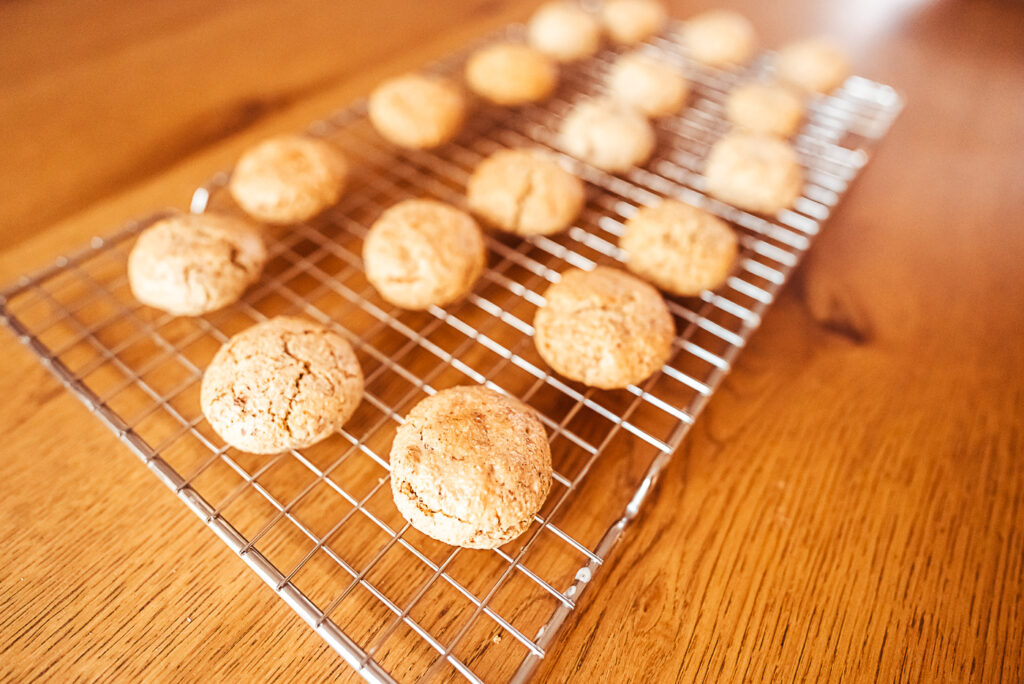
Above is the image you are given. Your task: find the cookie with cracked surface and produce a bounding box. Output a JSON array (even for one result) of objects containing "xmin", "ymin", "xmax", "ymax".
[
  {"xmin": 705, "ymin": 131, "xmax": 803, "ymax": 215},
  {"xmin": 363, "ymin": 199, "xmax": 486, "ymax": 310},
  {"xmin": 200, "ymin": 317, "xmax": 364, "ymax": 454},
  {"xmin": 534, "ymin": 266, "xmax": 675, "ymax": 389},
  {"xmin": 621, "ymin": 199, "xmax": 738, "ymax": 296},
  {"xmin": 466, "ymin": 148, "xmax": 584, "ymax": 236},
  {"xmin": 389, "ymin": 385, "xmax": 552, "ymax": 549},
  {"xmin": 601, "ymin": 0, "xmax": 667, "ymax": 45},
  {"xmin": 228, "ymin": 135, "xmax": 348, "ymax": 224},
  {"xmin": 608, "ymin": 51, "xmax": 689, "ymax": 118},
  {"xmin": 681, "ymin": 9, "xmax": 756, "ymax": 68},
  {"xmin": 527, "ymin": 1, "xmax": 602, "ymax": 62},
  {"xmin": 368, "ymin": 73, "xmax": 466, "ymax": 149},
  {"xmin": 725, "ymin": 81, "xmax": 804, "ymax": 138},
  {"xmin": 558, "ymin": 98, "xmax": 655, "ymax": 173},
  {"xmin": 128, "ymin": 211, "xmax": 266, "ymax": 316},
  {"xmin": 465, "ymin": 43, "xmax": 558, "ymax": 106},
  {"xmin": 776, "ymin": 37, "xmax": 850, "ymax": 94}
]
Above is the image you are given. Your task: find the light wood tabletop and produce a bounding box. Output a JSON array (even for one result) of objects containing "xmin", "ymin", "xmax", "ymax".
[{"xmin": 2, "ymin": 0, "xmax": 1022, "ymax": 681}]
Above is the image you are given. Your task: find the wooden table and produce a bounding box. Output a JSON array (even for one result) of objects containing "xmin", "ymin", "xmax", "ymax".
[{"xmin": 2, "ymin": 0, "xmax": 1022, "ymax": 680}]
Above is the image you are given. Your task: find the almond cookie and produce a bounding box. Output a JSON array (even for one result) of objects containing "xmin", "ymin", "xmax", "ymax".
[
  {"xmin": 228, "ymin": 135, "xmax": 348, "ymax": 224},
  {"xmin": 368, "ymin": 73, "xmax": 466, "ymax": 149},
  {"xmin": 201, "ymin": 316, "xmax": 364, "ymax": 454},
  {"xmin": 466, "ymin": 148, "xmax": 584, "ymax": 236},
  {"xmin": 363, "ymin": 199, "xmax": 486, "ymax": 310},
  {"xmin": 705, "ymin": 131, "xmax": 803, "ymax": 215},
  {"xmin": 534, "ymin": 266, "xmax": 675, "ymax": 389},
  {"xmin": 389, "ymin": 385, "xmax": 552, "ymax": 549},
  {"xmin": 608, "ymin": 51, "xmax": 689, "ymax": 118},
  {"xmin": 527, "ymin": 2, "xmax": 602, "ymax": 62},
  {"xmin": 601, "ymin": 0, "xmax": 667, "ymax": 45},
  {"xmin": 776, "ymin": 37, "xmax": 850, "ymax": 94},
  {"xmin": 681, "ymin": 9, "xmax": 756, "ymax": 68},
  {"xmin": 558, "ymin": 99, "xmax": 656, "ymax": 173},
  {"xmin": 128, "ymin": 211, "xmax": 266, "ymax": 316},
  {"xmin": 725, "ymin": 81, "xmax": 804, "ymax": 138},
  {"xmin": 621, "ymin": 199, "xmax": 738, "ymax": 296},
  {"xmin": 465, "ymin": 43, "xmax": 558, "ymax": 106}
]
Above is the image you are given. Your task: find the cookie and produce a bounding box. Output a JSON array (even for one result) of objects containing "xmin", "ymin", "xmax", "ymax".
[
  {"xmin": 228, "ymin": 135, "xmax": 348, "ymax": 224},
  {"xmin": 704, "ymin": 131, "xmax": 803, "ymax": 215},
  {"xmin": 682, "ymin": 9, "xmax": 756, "ymax": 67},
  {"xmin": 128, "ymin": 211, "xmax": 266, "ymax": 316},
  {"xmin": 608, "ymin": 51, "xmax": 689, "ymax": 118},
  {"xmin": 465, "ymin": 42, "xmax": 558, "ymax": 106},
  {"xmin": 527, "ymin": 2, "xmax": 602, "ymax": 62},
  {"xmin": 776, "ymin": 37, "xmax": 850, "ymax": 94},
  {"xmin": 368, "ymin": 73, "xmax": 466, "ymax": 149},
  {"xmin": 620, "ymin": 199, "xmax": 738, "ymax": 296},
  {"xmin": 466, "ymin": 148, "xmax": 584, "ymax": 236},
  {"xmin": 363, "ymin": 199, "xmax": 486, "ymax": 310},
  {"xmin": 558, "ymin": 99, "xmax": 656, "ymax": 173},
  {"xmin": 725, "ymin": 81, "xmax": 804, "ymax": 138},
  {"xmin": 201, "ymin": 316, "xmax": 364, "ymax": 454},
  {"xmin": 534, "ymin": 266, "xmax": 675, "ymax": 389},
  {"xmin": 601, "ymin": 0, "xmax": 667, "ymax": 45},
  {"xmin": 389, "ymin": 385, "xmax": 552, "ymax": 549}
]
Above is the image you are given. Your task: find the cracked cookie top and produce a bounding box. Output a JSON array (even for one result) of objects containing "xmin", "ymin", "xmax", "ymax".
[
  {"xmin": 558, "ymin": 98, "xmax": 655, "ymax": 174},
  {"xmin": 704, "ymin": 131, "xmax": 803, "ymax": 216}
]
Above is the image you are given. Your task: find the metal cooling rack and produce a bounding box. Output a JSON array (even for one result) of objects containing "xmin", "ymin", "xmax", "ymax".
[{"xmin": 0, "ymin": 21, "xmax": 901, "ymax": 684}]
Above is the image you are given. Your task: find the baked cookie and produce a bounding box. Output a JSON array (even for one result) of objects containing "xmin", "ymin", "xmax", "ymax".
[
  {"xmin": 527, "ymin": 1, "xmax": 602, "ymax": 62},
  {"xmin": 705, "ymin": 131, "xmax": 803, "ymax": 215},
  {"xmin": 466, "ymin": 148, "xmax": 584, "ymax": 236},
  {"xmin": 681, "ymin": 9, "xmax": 756, "ymax": 68},
  {"xmin": 389, "ymin": 385, "xmax": 552, "ymax": 549},
  {"xmin": 601, "ymin": 0, "xmax": 667, "ymax": 45},
  {"xmin": 228, "ymin": 135, "xmax": 348, "ymax": 224},
  {"xmin": 128, "ymin": 211, "xmax": 266, "ymax": 316},
  {"xmin": 776, "ymin": 37, "xmax": 850, "ymax": 94},
  {"xmin": 368, "ymin": 73, "xmax": 466, "ymax": 149},
  {"xmin": 608, "ymin": 51, "xmax": 689, "ymax": 118},
  {"xmin": 465, "ymin": 43, "xmax": 558, "ymax": 106},
  {"xmin": 621, "ymin": 199, "xmax": 738, "ymax": 296},
  {"xmin": 201, "ymin": 316, "xmax": 364, "ymax": 454},
  {"xmin": 534, "ymin": 266, "xmax": 675, "ymax": 389},
  {"xmin": 363, "ymin": 199, "xmax": 486, "ymax": 310},
  {"xmin": 726, "ymin": 81, "xmax": 804, "ymax": 138},
  {"xmin": 558, "ymin": 99, "xmax": 655, "ymax": 173}
]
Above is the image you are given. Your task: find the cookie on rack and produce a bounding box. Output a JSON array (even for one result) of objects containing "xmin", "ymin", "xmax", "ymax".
[
  {"xmin": 601, "ymin": 0, "xmax": 667, "ymax": 45},
  {"xmin": 776, "ymin": 37, "xmax": 850, "ymax": 94},
  {"xmin": 128, "ymin": 211, "xmax": 266, "ymax": 316},
  {"xmin": 534, "ymin": 266, "xmax": 675, "ymax": 389},
  {"xmin": 228, "ymin": 135, "xmax": 348, "ymax": 225},
  {"xmin": 620, "ymin": 199, "xmax": 738, "ymax": 296},
  {"xmin": 608, "ymin": 50, "xmax": 689, "ymax": 118},
  {"xmin": 368, "ymin": 73, "xmax": 466, "ymax": 149},
  {"xmin": 681, "ymin": 9, "xmax": 756, "ymax": 68},
  {"xmin": 527, "ymin": 1, "xmax": 602, "ymax": 62},
  {"xmin": 363, "ymin": 198, "xmax": 486, "ymax": 310},
  {"xmin": 558, "ymin": 98, "xmax": 656, "ymax": 173},
  {"xmin": 389, "ymin": 385, "xmax": 552, "ymax": 549},
  {"xmin": 201, "ymin": 316, "xmax": 364, "ymax": 454},
  {"xmin": 704, "ymin": 131, "xmax": 803, "ymax": 215},
  {"xmin": 466, "ymin": 148, "xmax": 585, "ymax": 236},
  {"xmin": 465, "ymin": 42, "xmax": 558, "ymax": 106},
  {"xmin": 725, "ymin": 81, "xmax": 804, "ymax": 138}
]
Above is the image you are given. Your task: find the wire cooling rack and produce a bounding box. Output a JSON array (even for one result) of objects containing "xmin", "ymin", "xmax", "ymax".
[{"xmin": 0, "ymin": 21, "xmax": 901, "ymax": 684}]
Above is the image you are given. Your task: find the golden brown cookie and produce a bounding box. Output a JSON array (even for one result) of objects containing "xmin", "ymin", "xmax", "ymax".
[
  {"xmin": 601, "ymin": 0, "xmax": 667, "ymax": 45},
  {"xmin": 776, "ymin": 37, "xmax": 850, "ymax": 94},
  {"xmin": 608, "ymin": 51, "xmax": 689, "ymax": 118},
  {"xmin": 725, "ymin": 81, "xmax": 804, "ymax": 138},
  {"xmin": 527, "ymin": 1, "xmax": 602, "ymax": 62},
  {"xmin": 465, "ymin": 43, "xmax": 558, "ymax": 106},
  {"xmin": 368, "ymin": 73, "xmax": 466, "ymax": 149},
  {"xmin": 704, "ymin": 131, "xmax": 803, "ymax": 215},
  {"xmin": 682, "ymin": 9, "xmax": 756, "ymax": 67},
  {"xmin": 558, "ymin": 98, "xmax": 656, "ymax": 173}
]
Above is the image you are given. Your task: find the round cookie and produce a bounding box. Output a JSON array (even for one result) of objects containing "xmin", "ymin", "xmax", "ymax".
[
  {"xmin": 601, "ymin": 0, "xmax": 667, "ymax": 45},
  {"xmin": 200, "ymin": 316, "xmax": 364, "ymax": 454},
  {"xmin": 128, "ymin": 212, "xmax": 266, "ymax": 316},
  {"xmin": 776, "ymin": 37, "xmax": 850, "ymax": 94},
  {"xmin": 363, "ymin": 199, "xmax": 486, "ymax": 310},
  {"xmin": 620, "ymin": 199, "xmax": 738, "ymax": 296},
  {"xmin": 534, "ymin": 266, "xmax": 675, "ymax": 389},
  {"xmin": 682, "ymin": 9, "xmax": 756, "ymax": 68},
  {"xmin": 725, "ymin": 81, "xmax": 804, "ymax": 138},
  {"xmin": 558, "ymin": 99, "xmax": 656, "ymax": 173},
  {"xmin": 705, "ymin": 131, "xmax": 803, "ymax": 215},
  {"xmin": 466, "ymin": 148, "xmax": 584, "ymax": 236},
  {"xmin": 608, "ymin": 51, "xmax": 689, "ymax": 118},
  {"xmin": 465, "ymin": 43, "xmax": 558, "ymax": 106},
  {"xmin": 527, "ymin": 2, "xmax": 602, "ymax": 62},
  {"xmin": 228, "ymin": 135, "xmax": 348, "ymax": 225},
  {"xmin": 368, "ymin": 73, "xmax": 466, "ymax": 149},
  {"xmin": 389, "ymin": 385, "xmax": 552, "ymax": 549}
]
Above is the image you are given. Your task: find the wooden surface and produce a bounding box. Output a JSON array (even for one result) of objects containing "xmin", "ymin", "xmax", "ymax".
[{"xmin": 2, "ymin": 0, "xmax": 1023, "ymax": 681}]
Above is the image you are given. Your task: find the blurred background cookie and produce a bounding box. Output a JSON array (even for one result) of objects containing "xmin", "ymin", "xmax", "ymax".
[
  {"xmin": 608, "ymin": 51, "xmax": 689, "ymax": 118},
  {"xmin": 465, "ymin": 42, "xmax": 557, "ymax": 105},
  {"xmin": 527, "ymin": 1, "xmax": 602, "ymax": 62},
  {"xmin": 601, "ymin": 0, "xmax": 667, "ymax": 45},
  {"xmin": 776, "ymin": 37, "xmax": 850, "ymax": 94},
  {"xmin": 368, "ymin": 73, "xmax": 465, "ymax": 149},
  {"xmin": 704, "ymin": 131, "xmax": 803, "ymax": 215},
  {"xmin": 681, "ymin": 9, "xmax": 756, "ymax": 67},
  {"xmin": 726, "ymin": 81, "xmax": 804, "ymax": 137},
  {"xmin": 559, "ymin": 98, "xmax": 655, "ymax": 173}
]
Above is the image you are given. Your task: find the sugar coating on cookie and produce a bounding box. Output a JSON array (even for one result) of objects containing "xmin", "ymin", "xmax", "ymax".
[
  {"xmin": 363, "ymin": 199, "xmax": 485, "ymax": 310},
  {"xmin": 389, "ymin": 385, "xmax": 552, "ymax": 549},
  {"xmin": 467, "ymin": 148, "xmax": 584, "ymax": 236},
  {"xmin": 465, "ymin": 43, "xmax": 558, "ymax": 106},
  {"xmin": 559, "ymin": 99, "xmax": 656, "ymax": 173},
  {"xmin": 705, "ymin": 131, "xmax": 803, "ymax": 215},
  {"xmin": 776, "ymin": 38, "xmax": 850, "ymax": 94},
  {"xmin": 228, "ymin": 135, "xmax": 348, "ymax": 224},
  {"xmin": 534, "ymin": 266, "xmax": 675, "ymax": 389},
  {"xmin": 682, "ymin": 9, "xmax": 756, "ymax": 67},
  {"xmin": 201, "ymin": 317, "xmax": 364, "ymax": 454},
  {"xmin": 128, "ymin": 211, "xmax": 266, "ymax": 316},
  {"xmin": 528, "ymin": 2, "xmax": 602, "ymax": 62},
  {"xmin": 621, "ymin": 199, "xmax": 738, "ymax": 296},
  {"xmin": 608, "ymin": 51, "xmax": 689, "ymax": 118},
  {"xmin": 601, "ymin": 0, "xmax": 667, "ymax": 45},
  {"xmin": 726, "ymin": 81, "xmax": 804, "ymax": 138},
  {"xmin": 368, "ymin": 73, "xmax": 466, "ymax": 149}
]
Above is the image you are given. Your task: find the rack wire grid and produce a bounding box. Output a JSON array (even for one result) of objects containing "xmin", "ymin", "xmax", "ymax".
[{"xmin": 0, "ymin": 21, "xmax": 901, "ymax": 684}]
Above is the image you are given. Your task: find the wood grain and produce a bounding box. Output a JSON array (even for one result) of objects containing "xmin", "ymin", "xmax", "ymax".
[{"xmin": 2, "ymin": 0, "xmax": 1023, "ymax": 682}]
